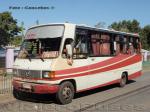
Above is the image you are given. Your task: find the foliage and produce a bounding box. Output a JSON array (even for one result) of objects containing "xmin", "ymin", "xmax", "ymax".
[
  {"xmin": 109, "ymin": 19, "xmax": 150, "ymax": 50},
  {"xmin": 10, "ymin": 35, "xmax": 22, "ymax": 46},
  {"xmin": 0, "ymin": 11, "xmax": 21, "ymax": 46},
  {"xmin": 95, "ymin": 22, "xmax": 106, "ymax": 28},
  {"xmin": 140, "ymin": 25, "xmax": 150, "ymax": 50},
  {"xmin": 108, "ymin": 19, "xmax": 141, "ymax": 33}
]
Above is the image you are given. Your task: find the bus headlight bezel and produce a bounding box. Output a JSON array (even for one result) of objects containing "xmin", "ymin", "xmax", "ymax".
[{"xmin": 42, "ymin": 71, "xmax": 55, "ymax": 79}]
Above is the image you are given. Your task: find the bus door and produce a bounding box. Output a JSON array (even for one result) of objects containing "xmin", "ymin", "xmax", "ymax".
[{"xmin": 72, "ymin": 31, "xmax": 89, "ymax": 90}]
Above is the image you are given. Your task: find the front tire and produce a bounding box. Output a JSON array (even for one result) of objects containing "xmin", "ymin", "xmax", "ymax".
[
  {"xmin": 13, "ymin": 88, "xmax": 24, "ymax": 100},
  {"xmin": 56, "ymin": 81, "xmax": 75, "ymax": 104}
]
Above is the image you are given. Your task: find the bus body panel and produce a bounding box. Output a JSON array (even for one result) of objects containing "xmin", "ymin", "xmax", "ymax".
[
  {"xmin": 13, "ymin": 58, "xmax": 52, "ymax": 70},
  {"xmin": 52, "ymin": 54, "xmax": 142, "ymax": 92}
]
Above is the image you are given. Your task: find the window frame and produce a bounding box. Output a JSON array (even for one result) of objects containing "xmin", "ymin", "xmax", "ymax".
[
  {"xmin": 88, "ymin": 31, "xmax": 115, "ymax": 57},
  {"xmin": 72, "ymin": 28, "xmax": 89, "ymax": 59},
  {"xmin": 66, "ymin": 26, "xmax": 141, "ymax": 59},
  {"xmin": 62, "ymin": 38, "xmax": 74, "ymax": 59}
]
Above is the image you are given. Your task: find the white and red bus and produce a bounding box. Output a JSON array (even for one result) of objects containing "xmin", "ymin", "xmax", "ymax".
[{"xmin": 13, "ymin": 23, "xmax": 142, "ymax": 104}]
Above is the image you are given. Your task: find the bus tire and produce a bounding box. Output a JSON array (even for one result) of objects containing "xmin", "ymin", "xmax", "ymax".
[
  {"xmin": 56, "ymin": 81, "xmax": 75, "ymax": 104},
  {"xmin": 13, "ymin": 88, "xmax": 24, "ymax": 100},
  {"xmin": 119, "ymin": 73, "xmax": 127, "ymax": 87}
]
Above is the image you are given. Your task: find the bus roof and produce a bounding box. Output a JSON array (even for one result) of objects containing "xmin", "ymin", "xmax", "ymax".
[
  {"xmin": 28, "ymin": 23, "xmax": 139, "ymax": 37},
  {"xmin": 76, "ymin": 24, "xmax": 139, "ymax": 37}
]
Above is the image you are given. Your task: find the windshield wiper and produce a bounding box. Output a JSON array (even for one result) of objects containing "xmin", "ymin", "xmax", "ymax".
[
  {"xmin": 27, "ymin": 54, "xmax": 32, "ymax": 62},
  {"xmin": 40, "ymin": 57, "xmax": 44, "ymax": 62}
]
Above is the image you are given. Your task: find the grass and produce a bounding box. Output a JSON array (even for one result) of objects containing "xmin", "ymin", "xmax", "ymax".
[
  {"xmin": 143, "ymin": 61, "xmax": 150, "ymax": 67},
  {"xmin": 142, "ymin": 61, "xmax": 150, "ymax": 71}
]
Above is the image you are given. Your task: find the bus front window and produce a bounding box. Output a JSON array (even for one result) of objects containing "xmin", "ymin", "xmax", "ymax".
[{"xmin": 18, "ymin": 37, "xmax": 62, "ymax": 59}]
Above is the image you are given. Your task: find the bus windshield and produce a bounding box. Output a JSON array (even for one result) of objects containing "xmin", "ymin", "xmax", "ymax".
[
  {"xmin": 18, "ymin": 25, "xmax": 64, "ymax": 59},
  {"xmin": 18, "ymin": 38, "xmax": 62, "ymax": 59}
]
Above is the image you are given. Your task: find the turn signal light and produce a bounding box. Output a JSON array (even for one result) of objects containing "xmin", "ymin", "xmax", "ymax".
[
  {"xmin": 42, "ymin": 71, "xmax": 55, "ymax": 79},
  {"xmin": 48, "ymin": 71, "xmax": 55, "ymax": 78}
]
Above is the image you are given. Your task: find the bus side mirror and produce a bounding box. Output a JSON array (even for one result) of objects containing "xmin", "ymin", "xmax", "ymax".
[
  {"xmin": 114, "ymin": 41, "xmax": 117, "ymax": 51},
  {"xmin": 66, "ymin": 44, "xmax": 73, "ymax": 58}
]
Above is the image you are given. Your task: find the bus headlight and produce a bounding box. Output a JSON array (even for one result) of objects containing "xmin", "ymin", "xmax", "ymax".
[{"xmin": 42, "ymin": 71, "xmax": 55, "ymax": 79}]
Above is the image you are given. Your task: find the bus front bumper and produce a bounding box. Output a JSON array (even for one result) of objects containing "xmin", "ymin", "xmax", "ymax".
[{"xmin": 13, "ymin": 80, "xmax": 59, "ymax": 94}]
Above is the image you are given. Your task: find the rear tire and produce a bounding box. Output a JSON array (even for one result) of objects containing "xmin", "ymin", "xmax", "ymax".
[
  {"xmin": 119, "ymin": 73, "xmax": 127, "ymax": 87},
  {"xmin": 56, "ymin": 81, "xmax": 75, "ymax": 104}
]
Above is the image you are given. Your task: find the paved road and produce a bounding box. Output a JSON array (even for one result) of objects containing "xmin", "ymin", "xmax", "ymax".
[
  {"xmin": 108, "ymin": 87, "xmax": 150, "ymax": 112},
  {"xmin": 79, "ymin": 82, "xmax": 150, "ymax": 112},
  {"xmin": 0, "ymin": 71, "xmax": 150, "ymax": 112}
]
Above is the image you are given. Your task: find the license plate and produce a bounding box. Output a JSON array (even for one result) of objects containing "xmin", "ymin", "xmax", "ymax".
[{"xmin": 22, "ymin": 83, "xmax": 31, "ymax": 89}]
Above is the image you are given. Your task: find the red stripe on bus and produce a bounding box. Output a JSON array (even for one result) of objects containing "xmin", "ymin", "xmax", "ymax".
[
  {"xmin": 77, "ymin": 71, "xmax": 142, "ymax": 93},
  {"xmin": 56, "ymin": 54, "xmax": 131, "ymax": 75},
  {"xmin": 89, "ymin": 55, "xmax": 141, "ymax": 75},
  {"xmin": 51, "ymin": 55, "xmax": 141, "ymax": 80},
  {"xmin": 128, "ymin": 71, "xmax": 142, "ymax": 80}
]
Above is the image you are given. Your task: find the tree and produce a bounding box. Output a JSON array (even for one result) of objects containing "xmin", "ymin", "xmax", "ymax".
[
  {"xmin": 10, "ymin": 35, "xmax": 22, "ymax": 46},
  {"xmin": 140, "ymin": 25, "xmax": 150, "ymax": 50},
  {"xmin": 108, "ymin": 19, "xmax": 141, "ymax": 33},
  {"xmin": 0, "ymin": 11, "xmax": 21, "ymax": 46},
  {"xmin": 109, "ymin": 19, "xmax": 150, "ymax": 50},
  {"xmin": 0, "ymin": 29, "xmax": 9, "ymax": 46},
  {"xmin": 95, "ymin": 22, "xmax": 106, "ymax": 28}
]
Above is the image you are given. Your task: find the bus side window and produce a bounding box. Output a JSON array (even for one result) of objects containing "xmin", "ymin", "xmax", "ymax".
[
  {"xmin": 90, "ymin": 32, "xmax": 111, "ymax": 56},
  {"xmin": 62, "ymin": 38, "xmax": 73, "ymax": 58},
  {"xmin": 115, "ymin": 35, "xmax": 128, "ymax": 55},
  {"xmin": 115, "ymin": 35, "xmax": 120, "ymax": 55},
  {"xmin": 121, "ymin": 36, "xmax": 128, "ymax": 54},
  {"xmin": 91, "ymin": 33, "xmax": 101, "ymax": 56},
  {"xmin": 133, "ymin": 37, "xmax": 141, "ymax": 54},
  {"xmin": 100, "ymin": 34, "xmax": 111, "ymax": 55},
  {"xmin": 73, "ymin": 29, "xmax": 88, "ymax": 59},
  {"xmin": 128, "ymin": 37, "xmax": 135, "ymax": 54},
  {"xmin": 137, "ymin": 38, "xmax": 141, "ymax": 54}
]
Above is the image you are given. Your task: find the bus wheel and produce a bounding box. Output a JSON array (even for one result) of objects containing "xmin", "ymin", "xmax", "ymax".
[
  {"xmin": 119, "ymin": 73, "xmax": 127, "ymax": 87},
  {"xmin": 56, "ymin": 81, "xmax": 75, "ymax": 104},
  {"xmin": 13, "ymin": 88, "xmax": 23, "ymax": 100}
]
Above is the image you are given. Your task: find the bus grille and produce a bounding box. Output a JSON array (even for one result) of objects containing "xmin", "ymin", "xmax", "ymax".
[{"xmin": 13, "ymin": 69, "xmax": 41, "ymax": 79}]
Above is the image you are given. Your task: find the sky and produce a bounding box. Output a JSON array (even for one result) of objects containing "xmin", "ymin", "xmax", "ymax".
[{"xmin": 0, "ymin": 0, "xmax": 150, "ymax": 31}]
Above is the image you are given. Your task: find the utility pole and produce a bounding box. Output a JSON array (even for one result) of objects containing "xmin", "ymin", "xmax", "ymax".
[
  {"xmin": 36, "ymin": 20, "xmax": 39, "ymax": 25},
  {"xmin": 21, "ymin": 21, "xmax": 25, "ymax": 42}
]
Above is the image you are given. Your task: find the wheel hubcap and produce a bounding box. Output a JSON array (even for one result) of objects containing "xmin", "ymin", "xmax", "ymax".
[
  {"xmin": 122, "ymin": 76, "xmax": 126, "ymax": 85},
  {"xmin": 62, "ymin": 86, "xmax": 72, "ymax": 100}
]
